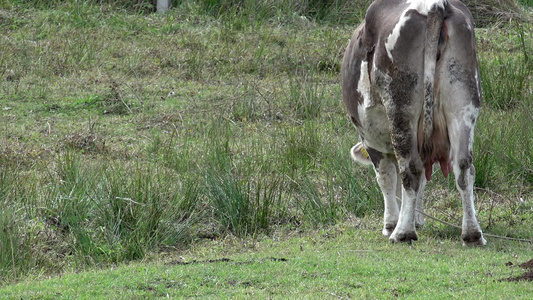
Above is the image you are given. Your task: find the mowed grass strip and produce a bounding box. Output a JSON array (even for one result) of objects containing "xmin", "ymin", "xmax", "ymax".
[{"xmin": 1, "ymin": 224, "xmax": 532, "ymax": 299}]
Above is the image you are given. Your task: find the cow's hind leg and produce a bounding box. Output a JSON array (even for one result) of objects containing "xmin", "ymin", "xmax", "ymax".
[
  {"xmin": 371, "ymin": 152, "xmax": 400, "ymax": 237},
  {"xmin": 385, "ymin": 118, "xmax": 424, "ymax": 243},
  {"xmin": 448, "ymin": 112, "xmax": 486, "ymax": 246},
  {"xmin": 439, "ymin": 6, "xmax": 485, "ymax": 246},
  {"xmin": 392, "ymin": 165, "xmax": 426, "ymax": 228},
  {"xmin": 383, "ymin": 94, "xmax": 424, "ymax": 242},
  {"xmin": 415, "ymin": 176, "xmax": 426, "ymax": 228},
  {"xmin": 389, "ymin": 155, "xmax": 424, "ymax": 243}
]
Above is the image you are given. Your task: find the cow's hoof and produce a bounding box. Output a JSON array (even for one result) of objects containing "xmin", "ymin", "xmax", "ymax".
[
  {"xmin": 382, "ymin": 223, "xmax": 396, "ymax": 237},
  {"xmin": 389, "ymin": 231, "xmax": 418, "ymax": 244},
  {"xmin": 462, "ymin": 232, "xmax": 486, "ymax": 246}
]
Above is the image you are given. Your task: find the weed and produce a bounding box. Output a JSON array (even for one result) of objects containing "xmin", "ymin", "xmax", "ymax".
[
  {"xmin": 0, "ymin": 210, "xmax": 31, "ymax": 280},
  {"xmin": 283, "ymin": 121, "xmax": 321, "ymax": 173},
  {"xmin": 206, "ymin": 168, "xmax": 285, "ymax": 237},
  {"xmin": 101, "ymin": 81, "xmax": 135, "ymax": 115},
  {"xmin": 0, "ymin": 166, "xmax": 33, "ymax": 280},
  {"xmin": 479, "ymin": 23, "xmax": 532, "ymax": 110},
  {"xmin": 325, "ymin": 151, "xmax": 382, "ymax": 217},
  {"xmin": 518, "ymin": 0, "xmax": 533, "ymax": 7},
  {"xmin": 287, "ymin": 70, "xmax": 325, "ymax": 120},
  {"xmin": 231, "ymin": 83, "xmax": 263, "ymax": 122},
  {"xmin": 479, "ymin": 55, "xmax": 531, "ymax": 110}
]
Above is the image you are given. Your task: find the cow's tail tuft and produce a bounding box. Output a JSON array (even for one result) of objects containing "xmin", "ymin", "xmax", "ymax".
[{"xmin": 421, "ymin": 0, "xmax": 446, "ymax": 158}]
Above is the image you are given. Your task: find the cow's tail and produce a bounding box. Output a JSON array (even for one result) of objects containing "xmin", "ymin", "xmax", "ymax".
[{"xmin": 421, "ymin": 0, "xmax": 446, "ymax": 157}]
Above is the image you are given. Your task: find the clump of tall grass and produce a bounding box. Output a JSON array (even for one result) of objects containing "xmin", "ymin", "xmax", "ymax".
[
  {"xmin": 476, "ymin": 101, "xmax": 532, "ymax": 188},
  {"xmin": 96, "ymin": 165, "xmax": 198, "ymax": 260},
  {"xmin": 283, "ymin": 121, "xmax": 321, "ymax": 173},
  {"xmin": 206, "ymin": 168, "xmax": 286, "ymax": 237},
  {"xmin": 36, "ymin": 152, "xmax": 200, "ymax": 265},
  {"xmin": 324, "ymin": 150, "xmax": 382, "ymax": 217},
  {"xmin": 479, "ymin": 51, "xmax": 531, "ymax": 110},
  {"xmin": 288, "ymin": 73, "xmax": 324, "ymax": 120},
  {"xmin": 297, "ymin": 176, "xmax": 342, "ymax": 226},
  {"xmin": 475, "ymin": 22, "xmax": 532, "ymax": 189},
  {"xmin": 230, "ymin": 83, "xmax": 265, "ymax": 122},
  {"xmin": 0, "ymin": 166, "xmax": 34, "ymax": 281},
  {"xmin": 201, "ymin": 120, "xmax": 285, "ymax": 236},
  {"xmin": 0, "ymin": 209, "xmax": 32, "ymax": 281}
]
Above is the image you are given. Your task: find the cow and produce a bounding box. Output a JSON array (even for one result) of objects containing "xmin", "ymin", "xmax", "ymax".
[{"xmin": 342, "ymin": 0, "xmax": 486, "ymax": 245}]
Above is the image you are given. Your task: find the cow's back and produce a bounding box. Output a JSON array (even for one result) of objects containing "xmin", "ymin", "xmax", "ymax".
[{"xmin": 342, "ymin": 0, "xmax": 428, "ymax": 155}]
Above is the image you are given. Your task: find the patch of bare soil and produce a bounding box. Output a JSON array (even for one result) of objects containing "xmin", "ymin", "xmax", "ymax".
[
  {"xmin": 518, "ymin": 258, "xmax": 533, "ymax": 270},
  {"xmin": 165, "ymin": 257, "xmax": 288, "ymax": 266},
  {"xmin": 500, "ymin": 258, "xmax": 533, "ymax": 282}
]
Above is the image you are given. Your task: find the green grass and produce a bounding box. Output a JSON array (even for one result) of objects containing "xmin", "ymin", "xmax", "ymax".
[
  {"xmin": 1, "ymin": 224, "xmax": 532, "ymax": 298},
  {"xmin": 0, "ymin": 0, "xmax": 532, "ymax": 291},
  {"xmin": 517, "ymin": 0, "xmax": 533, "ymax": 8}
]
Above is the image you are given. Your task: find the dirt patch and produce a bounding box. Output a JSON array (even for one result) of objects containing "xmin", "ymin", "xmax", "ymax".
[
  {"xmin": 503, "ymin": 270, "xmax": 533, "ymax": 282},
  {"xmin": 166, "ymin": 257, "xmax": 288, "ymax": 266},
  {"xmin": 518, "ymin": 258, "xmax": 533, "ymax": 270},
  {"xmin": 500, "ymin": 258, "xmax": 533, "ymax": 282}
]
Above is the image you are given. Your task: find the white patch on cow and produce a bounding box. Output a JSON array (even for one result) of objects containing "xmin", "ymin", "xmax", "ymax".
[
  {"xmin": 461, "ymin": 103, "xmax": 479, "ymax": 151},
  {"xmin": 375, "ymin": 157, "xmax": 401, "ymax": 237},
  {"xmin": 356, "ymin": 61, "xmax": 393, "ymax": 153},
  {"xmin": 385, "ymin": 0, "xmax": 447, "ymax": 61},
  {"xmin": 357, "ymin": 61, "xmax": 372, "ymax": 106},
  {"xmin": 459, "ymin": 103, "xmax": 479, "ymax": 128},
  {"xmin": 407, "ymin": 0, "xmax": 447, "ymax": 15},
  {"xmin": 357, "ymin": 67, "xmax": 395, "ymax": 154},
  {"xmin": 389, "ymin": 186, "xmax": 418, "ymax": 242},
  {"xmin": 385, "ymin": 12, "xmax": 410, "ymax": 61},
  {"xmin": 447, "ymin": 103, "xmax": 478, "ymax": 155},
  {"xmin": 356, "ymin": 60, "xmax": 369, "ymax": 127}
]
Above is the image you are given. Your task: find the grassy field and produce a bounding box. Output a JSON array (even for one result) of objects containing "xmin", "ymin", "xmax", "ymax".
[
  {"xmin": 0, "ymin": 0, "xmax": 532, "ymax": 294},
  {"xmin": 1, "ymin": 223, "xmax": 532, "ymax": 298}
]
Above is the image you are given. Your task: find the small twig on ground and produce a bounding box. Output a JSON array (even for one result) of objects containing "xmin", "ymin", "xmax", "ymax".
[
  {"xmin": 417, "ymin": 210, "xmax": 462, "ymax": 230},
  {"xmin": 330, "ymin": 292, "xmax": 346, "ymax": 299}
]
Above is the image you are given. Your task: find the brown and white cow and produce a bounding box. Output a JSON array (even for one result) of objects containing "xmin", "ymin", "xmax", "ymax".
[{"xmin": 342, "ymin": 0, "xmax": 486, "ymax": 245}]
